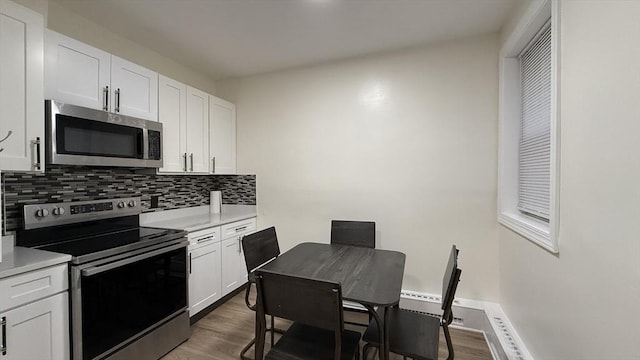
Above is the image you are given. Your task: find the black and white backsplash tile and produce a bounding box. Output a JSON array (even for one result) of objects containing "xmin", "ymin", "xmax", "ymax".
[{"xmin": 1, "ymin": 166, "xmax": 256, "ymax": 232}]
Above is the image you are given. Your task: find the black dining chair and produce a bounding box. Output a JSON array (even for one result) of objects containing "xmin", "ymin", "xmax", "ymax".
[
  {"xmin": 330, "ymin": 220, "xmax": 376, "ymax": 248},
  {"xmin": 254, "ymin": 269, "xmax": 361, "ymax": 360},
  {"xmin": 331, "ymin": 220, "xmax": 376, "ymax": 326},
  {"xmin": 362, "ymin": 245, "xmax": 462, "ymax": 360},
  {"xmin": 240, "ymin": 226, "xmax": 284, "ymax": 360}
]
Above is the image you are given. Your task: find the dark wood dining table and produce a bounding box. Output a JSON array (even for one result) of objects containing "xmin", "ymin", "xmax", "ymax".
[{"xmin": 254, "ymin": 242, "xmax": 406, "ymax": 360}]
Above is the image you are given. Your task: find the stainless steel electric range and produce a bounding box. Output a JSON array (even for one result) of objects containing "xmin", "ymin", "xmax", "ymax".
[{"xmin": 16, "ymin": 197, "xmax": 190, "ymax": 360}]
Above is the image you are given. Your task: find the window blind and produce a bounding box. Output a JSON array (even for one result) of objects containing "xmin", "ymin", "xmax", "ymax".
[{"xmin": 518, "ymin": 22, "xmax": 551, "ymax": 220}]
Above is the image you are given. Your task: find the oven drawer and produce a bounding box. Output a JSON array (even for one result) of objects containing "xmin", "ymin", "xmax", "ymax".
[
  {"xmin": 0, "ymin": 263, "xmax": 68, "ymax": 312},
  {"xmin": 221, "ymin": 218, "xmax": 257, "ymax": 240}
]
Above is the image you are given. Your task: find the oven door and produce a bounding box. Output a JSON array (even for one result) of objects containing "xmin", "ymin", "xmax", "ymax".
[{"xmin": 71, "ymin": 241, "xmax": 188, "ymax": 360}]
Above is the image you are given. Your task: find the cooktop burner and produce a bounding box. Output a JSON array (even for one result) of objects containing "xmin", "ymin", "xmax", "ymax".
[{"xmin": 37, "ymin": 226, "xmax": 185, "ymax": 264}]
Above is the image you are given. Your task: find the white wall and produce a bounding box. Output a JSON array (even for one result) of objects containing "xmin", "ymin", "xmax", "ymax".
[
  {"xmin": 217, "ymin": 34, "xmax": 500, "ymax": 301},
  {"xmin": 498, "ymin": 1, "xmax": 640, "ymax": 359}
]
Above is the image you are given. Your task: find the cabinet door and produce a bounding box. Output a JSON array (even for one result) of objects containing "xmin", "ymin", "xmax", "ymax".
[
  {"xmin": 158, "ymin": 75, "xmax": 187, "ymax": 172},
  {"xmin": 221, "ymin": 237, "xmax": 244, "ymax": 296},
  {"xmin": 44, "ymin": 29, "xmax": 110, "ymax": 111},
  {"xmin": 209, "ymin": 95, "xmax": 236, "ymax": 174},
  {"xmin": 1, "ymin": 292, "xmax": 69, "ymax": 360},
  {"xmin": 110, "ymin": 55, "xmax": 158, "ymax": 121},
  {"xmin": 185, "ymin": 86, "xmax": 209, "ymax": 173},
  {"xmin": 0, "ymin": 0, "xmax": 44, "ymax": 172},
  {"xmin": 189, "ymin": 242, "xmax": 221, "ymax": 316}
]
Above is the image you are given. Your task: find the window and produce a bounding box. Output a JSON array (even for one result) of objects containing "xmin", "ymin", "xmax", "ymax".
[{"xmin": 498, "ymin": 0, "xmax": 559, "ymax": 252}]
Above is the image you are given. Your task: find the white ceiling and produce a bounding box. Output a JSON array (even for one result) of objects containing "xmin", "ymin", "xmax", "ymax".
[{"xmin": 51, "ymin": 0, "xmax": 516, "ymax": 80}]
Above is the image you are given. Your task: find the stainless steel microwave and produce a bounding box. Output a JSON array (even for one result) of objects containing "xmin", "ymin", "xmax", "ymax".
[{"xmin": 45, "ymin": 100, "xmax": 163, "ymax": 168}]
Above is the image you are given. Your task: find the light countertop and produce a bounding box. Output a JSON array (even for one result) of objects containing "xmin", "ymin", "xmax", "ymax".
[
  {"xmin": 0, "ymin": 245, "xmax": 72, "ymax": 279},
  {"xmin": 140, "ymin": 204, "xmax": 257, "ymax": 232}
]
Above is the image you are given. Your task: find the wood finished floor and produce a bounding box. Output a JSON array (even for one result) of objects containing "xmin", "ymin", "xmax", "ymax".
[{"xmin": 162, "ymin": 288, "xmax": 493, "ymax": 360}]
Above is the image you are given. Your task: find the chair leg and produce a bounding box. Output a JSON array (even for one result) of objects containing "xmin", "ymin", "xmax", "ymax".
[
  {"xmin": 270, "ymin": 315, "xmax": 275, "ymax": 346},
  {"xmin": 362, "ymin": 343, "xmax": 375, "ymax": 359},
  {"xmin": 443, "ymin": 324, "xmax": 455, "ymax": 360},
  {"xmin": 240, "ymin": 337, "xmax": 255, "ymax": 360}
]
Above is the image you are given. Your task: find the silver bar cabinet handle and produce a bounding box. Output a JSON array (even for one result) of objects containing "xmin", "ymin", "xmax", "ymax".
[
  {"xmin": 190, "ymin": 153, "xmax": 194, "ymax": 171},
  {"xmin": 32, "ymin": 137, "xmax": 41, "ymax": 170},
  {"xmin": 114, "ymin": 88, "xmax": 121, "ymax": 112},
  {"xmin": 212, "ymin": 157, "xmax": 216, "ymax": 173},
  {"xmin": 183, "ymin": 153, "xmax": 187, "ymax": 172},
  {"xmin": 103, "ymin": 86, "xmax": 109, "ymax": 110}
]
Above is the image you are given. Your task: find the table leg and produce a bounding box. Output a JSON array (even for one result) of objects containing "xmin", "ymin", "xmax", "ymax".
[
  {"xmin": 383, "ymin": 306, "xmax": 390, "ymax": 360},
  {"xmin": 364, "ymin": 304, "xmax": 387, "ymax": 360}
]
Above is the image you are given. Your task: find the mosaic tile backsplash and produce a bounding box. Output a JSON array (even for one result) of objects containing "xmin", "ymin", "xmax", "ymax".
[{"xmin": 1, "ymin": 166, "xmax": 256, "ymax": 232}]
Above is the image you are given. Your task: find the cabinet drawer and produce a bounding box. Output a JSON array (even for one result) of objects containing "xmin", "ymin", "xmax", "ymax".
[
  {"xmin": 221, "ymin": 218, "xmax": 257, "ymax": 240},
  {"xmin": 0, "ymin": 264, "xmax": 68, "ymax": 312},
  {"xmin": 188, "ymin": 227, "xmax": 221, "ymax": 248}
]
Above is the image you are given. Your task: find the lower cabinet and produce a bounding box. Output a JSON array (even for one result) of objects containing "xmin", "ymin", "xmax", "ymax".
[
  {"xmin": 187, "ymin": 217, "xmax": 257, "ymax": 318},
  {"xmin": 0, "ymin": 263, "xmax": 70, "ymax": 360},
  {"xmin": 220, "ymin": 236, "xmax": 245, "ymax": 296},
  {"xmin": 1, "ymin": 292, "xmax": 69, "ymax": 360},
  {"xmin": 220, "ymin": 218, "xmax": 256, "ymax": 297},
  {"xmin": 188, "ymin": 227, "xmax": 221, "ymax": 316}
]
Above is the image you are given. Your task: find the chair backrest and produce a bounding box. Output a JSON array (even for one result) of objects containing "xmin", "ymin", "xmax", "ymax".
[
  {"xmin": 255, "ymin": 269, "xmax": 344, "ymax": 333},
  {"xmin": 441, "ymin": 245, "xmax": 462, "ymax": 324},
  {"xmin": 242, "ymin": 227, "xmax": 281, "ymax": 274},
  {"xmin": 330, "ymin": 220, "xmax": 375, "ymax": 248}
]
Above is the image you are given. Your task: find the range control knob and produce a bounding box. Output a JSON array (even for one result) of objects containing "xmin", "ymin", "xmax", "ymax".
[
  {"xmin": 128, "ymin": 200, "xmax": 137, "ymax": 208},
  {"xmin": 52, "ymin": 207, "xmax": 65, "ymax": 216},
  {"xmin": 117, "ymin": 201, "xmax": 126, "ymax": 209},
  {"xmin": 35, "ymin": 208, "xmax": 50, "ymax": 218}
]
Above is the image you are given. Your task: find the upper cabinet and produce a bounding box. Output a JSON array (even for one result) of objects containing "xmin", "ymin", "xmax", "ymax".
[
  {"xmin": 44, "ymin": 30, "xmax": 158, "ymax": 121},
  {"xmin": 186, "ymin": 87, "xmax": 210, "ymax": 173},
  {"xmin": 158, "ymin": 75, "xmax": 209, "ymax": 173},
  {"xmin": 209, "ymin": 96, "xmax": 237, "ymax": 174},
  {"xmin": 158, "ymin": 75, "xmax": 186, "ymax": 173},
  {"xmin": 0, "ymin": 0, "xmax": 45, "ymax": 172},
  {"xmin": 110, "ymin": 55, "xmax": 158, "ymax": 121}
]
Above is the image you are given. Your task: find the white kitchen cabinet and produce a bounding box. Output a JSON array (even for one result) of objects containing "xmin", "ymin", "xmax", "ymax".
[
  {"xmin": 220, "ymin": 218, "xmax": 256, "ymax": 296},
  {"xmin": 44, "ymin": 30, "xmax": 158, "ymax": 121},
  {"xmin": 44, "ymin": 30, "xmax": 110, "ymax": 111},
  {"xmin": 186, "ymin": 87, "xmax": 209, "ymax": 173},
  {"xmin": 0, "ymin": 0, "xmax": 44, "ymax": 172},
  {"xmin": 158, "ymin": 75, "xmax": 209, "ymax": 173},
  {"xmin": 1, "ymin": 292, "xmax": 69, "ymax": 360},
  {"xmin": 158, "ymin": 75, "xmax": 186, "ymax": 172},
  {"xmin": 209, "ymin": 95, "xmax": 236, "ymax": 174},
  {"xmin": 188, "ymin": 227, "xmax": 221, "ymax": 317},
  {"xmin": 0, "ymin": 263, "xmax": 70, "ymax": 360},
  {"xmin": 110, "ymin": 55, "xmax": 158, "ymax": 121}
]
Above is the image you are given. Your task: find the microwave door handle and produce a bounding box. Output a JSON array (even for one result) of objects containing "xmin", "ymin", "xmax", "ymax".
[{"xmin": 81, "ymin": 242, "xmax": 186, "ymax": 277}]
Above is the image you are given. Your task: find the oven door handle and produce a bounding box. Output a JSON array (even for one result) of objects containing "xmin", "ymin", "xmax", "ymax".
[{"xmin": 81, "ymin": 242, "xmax": 187, "ymax": 277}]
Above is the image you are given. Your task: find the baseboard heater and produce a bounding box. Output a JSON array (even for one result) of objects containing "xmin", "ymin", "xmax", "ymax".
[{"xmin": 399, "ymin": 290, "xmax": 533, "ymax": 360}]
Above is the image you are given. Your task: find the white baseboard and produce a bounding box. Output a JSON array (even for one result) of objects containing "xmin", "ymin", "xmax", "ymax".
[{"xmin": 399, "ymin": 290, "xmax": 533, "ymax": 360}]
